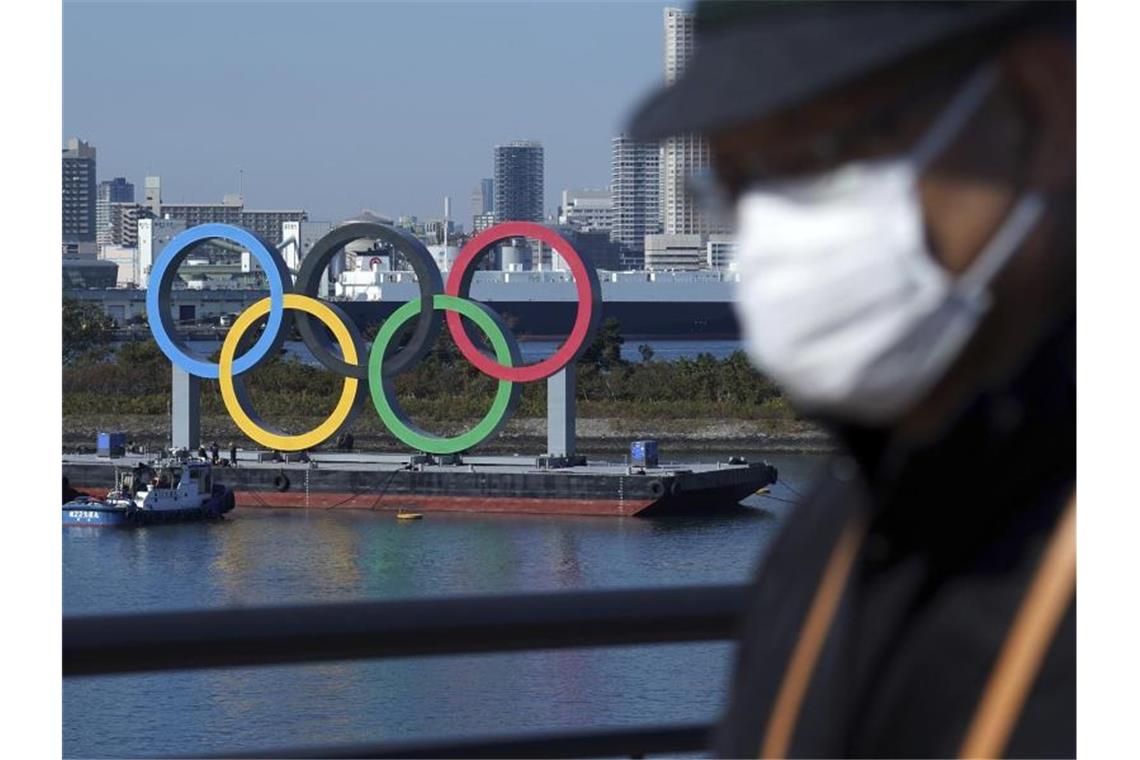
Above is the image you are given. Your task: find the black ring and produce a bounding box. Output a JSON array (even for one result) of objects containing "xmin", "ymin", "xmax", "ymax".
[{"xmin": 293, "ymin": 222, "xmax": 443, "ymax": 379}]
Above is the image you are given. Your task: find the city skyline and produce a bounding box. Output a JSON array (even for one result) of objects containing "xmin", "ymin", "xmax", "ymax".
[{"xmin": 63, "ymin": 2, "xmax": 669, "ymax": 223}]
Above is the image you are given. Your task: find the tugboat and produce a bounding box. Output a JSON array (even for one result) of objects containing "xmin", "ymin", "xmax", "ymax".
[{"xmin": 63, "ymin": 454, "xmax": 235, "ymax": 527}]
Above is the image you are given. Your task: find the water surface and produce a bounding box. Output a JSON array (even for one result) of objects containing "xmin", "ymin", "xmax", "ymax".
[{"xmin": 63, "ymin": 453, "xmax": 824, "ymax": 757}]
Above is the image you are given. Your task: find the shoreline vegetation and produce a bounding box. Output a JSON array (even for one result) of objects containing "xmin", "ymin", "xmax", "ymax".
[{"xmin": 63, "ymin": 302, "xmax": 834, "ymax": 455}]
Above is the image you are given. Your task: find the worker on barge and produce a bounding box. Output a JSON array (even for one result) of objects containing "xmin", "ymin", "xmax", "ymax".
[{"xmin": 628, "ymin": 1, "xmax": 1075, "ymax": 756}]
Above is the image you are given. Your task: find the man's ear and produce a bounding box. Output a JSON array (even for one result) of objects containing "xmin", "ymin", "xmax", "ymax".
[{"xmin": 1001, "ymin": 33, "xmax": 1076, "ymax": 192}]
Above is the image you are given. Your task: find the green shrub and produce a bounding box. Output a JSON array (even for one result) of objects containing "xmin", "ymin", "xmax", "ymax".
[{"xmin": 63, "ymin": 333, "xmax": 795, "ymax": 424}]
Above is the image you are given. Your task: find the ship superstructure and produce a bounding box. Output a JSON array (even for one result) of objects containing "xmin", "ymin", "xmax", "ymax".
[{"xmin": 335, "ymin": 266, "xmax": 741, "ymax": 339}]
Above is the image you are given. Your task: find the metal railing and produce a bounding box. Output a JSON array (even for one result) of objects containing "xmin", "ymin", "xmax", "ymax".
[
  {"xmin": 208, "ymin": 723, "xmax": 713, "ymax": 759},
  {"xmin": 64, "ymin": 584, "xmax": 750, "ymax": 758}
]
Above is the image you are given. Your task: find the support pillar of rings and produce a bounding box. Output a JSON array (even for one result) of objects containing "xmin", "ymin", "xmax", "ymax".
[
  {"xmin": 547, "ymin": 365, "xmax": 576, "ymax": 458},
  {"xmin": 171, "ymin": 365, "xmax": 201, "ymax": 452}
]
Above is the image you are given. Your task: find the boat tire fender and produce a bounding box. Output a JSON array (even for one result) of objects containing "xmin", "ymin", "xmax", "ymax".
[
  {"xmin": 274, "ymin": 474, "xmax": 290, "ymax": 492},
  {"xmin": 648, "ymin": 479, "xmax": 666, "ymax": 499},
  {"xmin": 669, "ymin": 479, "xmax": 683, "ymax": 497}
]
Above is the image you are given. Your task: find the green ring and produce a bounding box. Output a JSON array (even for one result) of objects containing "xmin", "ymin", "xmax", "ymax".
[{"xmin": 368, "ymin": 294, "xmax": 519, "ymax": 454}]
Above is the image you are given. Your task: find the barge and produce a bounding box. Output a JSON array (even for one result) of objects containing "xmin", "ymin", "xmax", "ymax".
[{"xmin": 62, "ymin": 452, "xmax": 778, "ymax": 518}]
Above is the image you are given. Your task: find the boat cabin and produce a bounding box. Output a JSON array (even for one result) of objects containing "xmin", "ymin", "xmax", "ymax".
[{"xmin": 119, "ymin": 459, "xmax": 214, "ymax": 511}]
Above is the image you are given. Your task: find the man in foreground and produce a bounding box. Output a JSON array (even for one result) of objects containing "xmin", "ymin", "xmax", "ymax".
[{"xmin": 629, "ymin": 2, "xmax": 1075, "ymax": 756}]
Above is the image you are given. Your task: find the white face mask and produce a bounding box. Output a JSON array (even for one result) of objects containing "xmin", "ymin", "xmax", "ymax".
[{"xmin": 733, "ymin": 66, "xmax": 1045, "ymax": 424}]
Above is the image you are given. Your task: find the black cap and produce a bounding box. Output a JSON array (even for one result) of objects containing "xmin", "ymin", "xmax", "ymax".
[{"xmin": 628, "ymin": 1, "xmax": 1068, "ymax": 142}]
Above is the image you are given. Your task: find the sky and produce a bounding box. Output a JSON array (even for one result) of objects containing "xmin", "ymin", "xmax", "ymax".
[{"xmin": 63, "ymin": 1, "xmax": 671, "ymax": 224}]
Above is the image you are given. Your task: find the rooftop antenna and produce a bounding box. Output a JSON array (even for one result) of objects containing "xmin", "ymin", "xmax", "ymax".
[{"xmin": 238, "ymin": 168, "xmax": 244, "ymax": 200}]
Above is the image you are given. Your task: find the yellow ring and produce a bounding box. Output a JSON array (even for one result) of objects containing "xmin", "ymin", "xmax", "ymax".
[{"xmin": 219, "ymin": 294, "xmax": 359, "ymax": 452}]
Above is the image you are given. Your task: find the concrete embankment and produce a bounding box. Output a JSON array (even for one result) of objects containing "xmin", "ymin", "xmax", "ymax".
[{"xmin": 62, "ymin": 414, "xmax": 835, "ymax": 455}]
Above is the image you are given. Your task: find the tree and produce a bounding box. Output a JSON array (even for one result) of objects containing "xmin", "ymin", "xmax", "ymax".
[
  {"xmin": 578, "ymin": 317, "xmax": 626, "ymax": 371},
  {"xmin": 63, "ymin": 299, "xmax": 116, "ymax": 363}
]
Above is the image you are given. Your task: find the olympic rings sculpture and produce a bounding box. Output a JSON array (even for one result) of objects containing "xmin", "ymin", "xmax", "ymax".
[{"xmin": 146, "ymin": 221, "xmax": 602, "ymax": 454}]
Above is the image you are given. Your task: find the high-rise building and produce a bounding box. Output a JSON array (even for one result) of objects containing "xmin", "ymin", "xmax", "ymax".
[
  {"xmin": 493, "ymin": 140, "xmax": 544, "ymax": 223},
  {"xmin": 96, "ymin": 177, "xmax": 135, "ymax": 247},
  {"xmin": 471, "ymin": 178, "xmax": 494, "ymax": 225},
  {"xmin": 611, "ymin": 134, "xmax": 662, "ymax": 267},
  {"xmin": 660, "ymin": 8, "xmax": 725, "ymax": 237},
  {"xmin": 62, "ymin": 138, "xmax": 97, "ymax": 256},
  {"xmin": 110, "ymin": 202, "xmax": 151, "ymax": 248},
  {"xmin": 663, "ymin": 6, "xmax": 694, "ymax": 86}
]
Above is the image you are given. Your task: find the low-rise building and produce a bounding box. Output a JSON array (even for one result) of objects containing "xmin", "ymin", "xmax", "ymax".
[
  {"xmin": 706, "ymin": 236, "xmax": 735, "ymax": 270},
  {"xmin": 98, "ymin": 245, "xmax": 140, "ymax": 287},
  {"xmin": 473, "ymin": 211, "xmax": 497, "ymax": 234},
  {"xmin": 559, "ymin": 188, "xmax": 614, "ymax": 233},
  {"xmin": 644, "ymin": 233, "xmax": 705, "ymax": 271},
  {"xmin": 553, "ymin": 226, "xmax": 623, "ymax": 272},
  {"xmin": 63, "ymin": 258, "xmax": 118, "ymax": 290}
]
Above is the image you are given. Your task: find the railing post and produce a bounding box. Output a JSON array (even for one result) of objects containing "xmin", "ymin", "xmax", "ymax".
[
  {"xmin": 171, "ymin": 365, "xmax": 200, "ymax": 451},
  {"xmin": 547, "ymin": 365, "xmax": 576, "ymax": 458}
]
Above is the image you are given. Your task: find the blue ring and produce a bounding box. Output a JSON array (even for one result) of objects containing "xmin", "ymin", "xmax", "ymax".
[{"xmin": 145, "ymin": 223, "xmax": 289, "ymax": 379}]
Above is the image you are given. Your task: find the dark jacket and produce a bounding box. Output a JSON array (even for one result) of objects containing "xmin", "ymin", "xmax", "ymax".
[{"xmin": 715, "ymin": 316, "xmax": 1075, "ymax": 758}]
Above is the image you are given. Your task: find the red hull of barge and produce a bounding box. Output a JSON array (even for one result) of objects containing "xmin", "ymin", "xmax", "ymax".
[
  {"xmin": 236, "ymin": 491, "xmax": 657, "ymax": 516},
  {"xmin": 74, "ymin": 486, "xmax": 654, "ymax": 516}
]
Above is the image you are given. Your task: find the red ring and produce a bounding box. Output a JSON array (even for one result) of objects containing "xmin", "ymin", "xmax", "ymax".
[{"xmin": 445, "ymin": 222, "xmax": 598, "ymax": 382}]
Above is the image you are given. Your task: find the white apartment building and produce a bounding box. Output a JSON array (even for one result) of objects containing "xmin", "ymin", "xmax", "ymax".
[
  {"xmin": 137, "ymin": 217, "xmax": 187, "ymax": 286},
  {"xmin": 611, "ymin": 135, "xmax": 661, "ymax": 266},
  {"xmin": 660, "ymin": 7, "xmax": 728, "ymax": 238}
]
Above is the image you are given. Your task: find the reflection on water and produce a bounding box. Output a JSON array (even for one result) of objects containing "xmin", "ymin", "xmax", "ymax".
[{"xmin": 63, "ymin": 453, "xmax": 826, "ymax": 758}]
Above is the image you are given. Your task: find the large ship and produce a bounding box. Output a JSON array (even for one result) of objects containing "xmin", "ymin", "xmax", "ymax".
[
  {"xmin": 77, "ymin": 267, "xmax": 743, "ymax": 341},
  {"xmin": 334, "ymin": 267, "xmax": 742, "ymax": 340}
]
